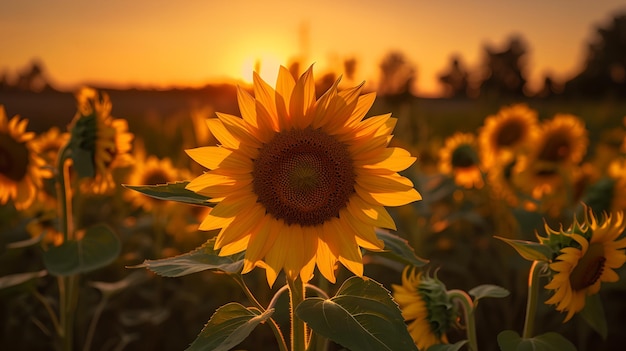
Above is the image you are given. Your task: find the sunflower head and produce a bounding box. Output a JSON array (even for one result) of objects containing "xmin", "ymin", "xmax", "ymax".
[
  {"xmin": 69, "ymin": 87, "xmax": 134, "ymax": 194},
  {"xmin": 541, "ymin": 207, "xmax": 626, "ymax": 322},
  {"xmin": 185, "ymin": 65, "xmax": 421, "ymax": 286},
  {"xmin": 439, "ymin": 132, "xmax": 483, "ymax": 189},
  {"xmin": 0, "ymin": 106, "xmax": 51, "ymax": 210},
  {"xmin": 478, "ymin": 103, "xmax": 538, "ymax": 169},
  {"xmin": 392, "ymin": 267, "xmax": 457, "ymax": 350}
]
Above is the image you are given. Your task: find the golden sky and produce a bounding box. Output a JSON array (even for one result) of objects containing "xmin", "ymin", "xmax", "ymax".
[{"xmin": 1, "ymin": 0, "xmax": 625, "ymax": 96}]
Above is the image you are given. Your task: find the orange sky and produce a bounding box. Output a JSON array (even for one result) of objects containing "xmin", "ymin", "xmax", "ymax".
[{"xmin": 1, "ymin": 0, "xmax": 625, "ymax": 96}]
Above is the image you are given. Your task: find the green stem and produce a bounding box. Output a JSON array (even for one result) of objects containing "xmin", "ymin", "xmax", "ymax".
[
  {"xmin": 233, "ymin": 276, "xmax": 289, "ymax": 351},
  {"xmin": 447, "ymin": 289, "xmax": 478, "ymax": 351},
  {"xmin": 523, "ymin": 261, "xmax": 544, "ymax": 339},
  {"xmin": 287, "ymin": 276, "xmax": 307, "ymax": 351}
]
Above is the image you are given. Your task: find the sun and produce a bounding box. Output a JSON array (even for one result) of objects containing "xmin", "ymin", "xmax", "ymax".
[{"xmin": 240, "ymin": 54, "xmax": 285, "ymax": 84}]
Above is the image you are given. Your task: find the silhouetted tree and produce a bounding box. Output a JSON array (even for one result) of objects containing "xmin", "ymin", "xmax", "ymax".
[
  {"xmin": 378, "ymin": 51, "xmax": 416, "ymax": 98},
  {"xmin": 16, "ymin": 59, "xmax": 53, "ymax": 92},
  {"xmin": 564, "ymin": 13, "xmax": 626, "ymax": 98},
  {"xmin": 343, "ymin": 58, "xmax": 357, "ymax": 82},
  {"xmin": 438, "ymin": 54, "xmax": 470, "ymax": 98},
  {"xmin": 478, "ymin": 35, "xmax": 528, "ymax": 98}
]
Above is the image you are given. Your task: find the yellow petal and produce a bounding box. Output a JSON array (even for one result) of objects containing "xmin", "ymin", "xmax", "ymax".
[
  {"xmin": 355, "ymin": 183, "xmax": 422, "ymax": 207},
  {"xmin": 356, "ymin": 171, "xmax": 415, "ymax": 194},
  {"xmin": 215, "ymin": 203, "xmax": 266, "ymax": 249},
  {"xmin": 346, "ymin": 195, "xmax": 397, "ymax": 230},
  {"xmin": 342, "ymin": 208, "xmax": 384, "ymax": 251},
  {"xmin": 357, "ymin": 147, "xmax": 417, "ymax": 172},
  {"xmin": 275, "ymin": 66, "xmax": 295, "ymax": 128},
  {"xmin": 345, "ymin": 92, "xmax": 376, "ymax": 127},
  {"xmin": 315, "ymin": 226, "xmax": 338, "ymax": 283},
  {"xmin": 237, "ymin": 86, "xmax": 258, "ymax": 128},
  {"xmin": 198, "ymin": 212, "xmax": 234, "ymax": 231},
  {"xmin": 311, "ymin": 77, "xmax": 340, "ymax": 128},
  {"xmin": 219, "ymin": 234, "xmax": 250, "ymax": 256},
  {"xmin": 290, "ymin": 65, "xmax": 316, "ymax": 129},
  {"xmin": 253, "ymin": 71, "xmax": 279, "ymax": 130}
]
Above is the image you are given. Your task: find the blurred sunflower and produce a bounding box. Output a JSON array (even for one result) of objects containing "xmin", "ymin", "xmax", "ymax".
[
  {"xmin": 439, "ymin": 132, "xmax": 483, "ymax": 189},
  {"xmin": 186, "ymin": 65, "xmax": 421, "ymax": 285},
  {"xmin": 543, "ymin": 208, "xmax": 626, "ymax": 322},
  {"xmin": 69, "ymin": 87, "xmax": 134, "ymax": 194},
  {"xmin": 0, "ymin": 106, "xmax": 51, "ymax": 210},
  {"xmin": 392, "ymin": 267, "xmax": 456, "ymax": 350},
  {"xmin": 34, "ymin": 126, "xmax": 70, "ymax": 166},
  {"xmin": 478, "ymin": 104, "xmax": 538, "ymax": 169},
  {"xmin": 608, "ymin": 159, "xmax": 626, "ymax": 212}
]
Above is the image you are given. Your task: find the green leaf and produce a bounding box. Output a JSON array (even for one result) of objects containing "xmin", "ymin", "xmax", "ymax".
[
  {"xmin": 580, "ymin": 293, "xmax": 607, "ymax": 339},
  {"xmin": 429, "ymin": 340, "xmax": 469, "ymax": 351},
  {"xmin": 468, "ymin": 284, "xmax": 510, "ymax": 303},
  {"xmin": 43, "ymin": 224, "xmax": 120, "ymax": 276},
  {"xmin": 495, "ymin": 236, "xmax": 553, "ymax": 262},
  {"xmin": 374, "ymin": 229, "xmax": 428, "ymax": 267},
  {"xmin": 296, "ymin": 276, "xmax": 418, "ymax": 351},
  {"xmin": 186, "ymin": 303, "xmax": 273, "ymax": 351},
  {"xmin": 497, "ymin": 330, "xmax": 576, "ymax": 351},
  {"xmin": 123, "ymin": 181, "xmax": 213, "ymax": 206},
  {"xmin": 129, "ymin": 238, "xmax": 244, "ymax": 277}
]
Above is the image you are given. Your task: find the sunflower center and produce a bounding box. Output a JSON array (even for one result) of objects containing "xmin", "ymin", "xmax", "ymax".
[
  {"xmin": 538, "ymin": 133, "xmax": 571, "ymax": 162},
  {"xmin": 570, "ymin": 242, "xmax": 606, "ymax": 291},
  {"xmin": 252, "ymin": 127, "xmax": 355, "ymax": 226},
  {"xmin": 0, "ymin": 134, "xmax": 29, "ymax": 182},
  {"xmin": 495, "ymin": 120, "xmax": 524, "ymax": 147},
  {"xmin": 451, "ymin": 145, "xmax": 477, "ymax": 168}
]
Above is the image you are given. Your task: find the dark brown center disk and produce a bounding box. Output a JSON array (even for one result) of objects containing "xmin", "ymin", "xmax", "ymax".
[
  {"xmin": 0, "ymin": 134, "xmax": 29, "ymax": 182},
  {"xmin": 252, "ymin": 127, "xmax": 355, "ymax": 226}
]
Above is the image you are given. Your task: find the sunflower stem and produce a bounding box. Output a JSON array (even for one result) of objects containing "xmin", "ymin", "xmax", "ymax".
[
  {"xmin": 287, "ymin": 276, "xmax": 307, "ymax": 351},
  {"xmin": 523, "ymin": 260, "xmax": 545, "ymax": 339},
  {"xmin": 447, "ymin": 289, "xmax": 478, "ymax": 351}
]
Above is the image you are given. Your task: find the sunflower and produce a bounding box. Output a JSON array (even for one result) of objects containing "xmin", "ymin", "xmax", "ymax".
[
  {"xmin": 392, "ymin": 267, "xmax": 456, "ymax": 350},
  {"xmin": 0, "ymin": 106, "xmax": 51, "ymax": 210},
  {"xmin": 185, "ymin": 65, "xmax": 421, "ymax": 285},
  {"xmin": 69, "ymin": 87, "xmax": 134, "ymax": 194},
  {"xmin": 608, "ymin": 159, "xmax": 626, "ymax": 212},
  {"xmin": 544, "ymin": 209, "xmax": 626, "ymax": 322},
  {"xmin": 439, "ymin": 132, "xmax": 484, "ymax": 189},
  {"xmin": 478, "ymin": 103, "xmax": 538, "ymax": 169}
]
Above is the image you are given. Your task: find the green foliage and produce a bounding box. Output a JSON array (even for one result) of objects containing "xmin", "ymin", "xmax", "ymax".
[
  {"xmin": 374, "ymin": 229, "xmax": 429, "ymax": 267},
  {"xmin": 186, "ymin": 303, "xmax": 273, "ymax": 351},
  {"xmin": 468, "ymin": 284, "xmax": 510, "ymax": 303},
  {"xmin": 43, "ymin": 224, "xmax": 121, "ymax": 276},
  {"xmin": 497, "ymin": 330, "xmax": 576, "ymax": 351},
  {"xmin": 429, "ymin": 340, "xmax": 469, "ymax": 351},
  {"xmin": 129, "ymin": 238, "xmax": 244, "ymax": 277},
  {"xmin": 123, "ymin": 181, "xmax": 213, "ymax": 206},
  {"xmin": 296, "ymin": 276, "xmax": 418, "ymax": 351},
  {"xmin": 580, "ymin": 294, "xmax": 608, "ymax": 339},
  {"xmin": 495, "ymin": 236, "xmax": 553, "ymax": 262},
  {"xmin": 69, "ymin": 113, "xmax": 97, "ymax": 178}
]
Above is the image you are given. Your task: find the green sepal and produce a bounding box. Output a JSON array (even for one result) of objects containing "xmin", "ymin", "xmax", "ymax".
[
  {"xmin": 123, "ymin": 181, "xmax": 213, "ymax": 207},
  {"xmin": 468, "ymin": 284, "xmax": 510, "ymax": 304},
  {"xmin": 128, "ymin": 238, "xmax": 244, "ymax": 277},
  {"xmin": 43, "ymin": 223, "xmax": 120, "ymax": 276},
  {"xmin": 429, "ymin": 340, "xmax": 469, "ymax": 351},
  {"xmin": 186, "ymin": 303, "xmax": 273, "ymax": 351},
  {"xmin": 69, "ymin": 112, "xmax": 97, "ymax": 178},
  {"xmin": 296, "ymin": 276, "xmax": 418, "ymax": 351},
  {"xmin": 495, "ymin": 236, "xmax": 553, "ymax": 262},
  {"xmin": 373, "ymin": 229, "xmax": 429, "ymax": 267},
  {"xmin": 497, "ymin": 330, "xmax": 576, "ymax": 351},
  {"xmin": 580, "ymin": 293, "xmax": 607, "ymax": 339}
]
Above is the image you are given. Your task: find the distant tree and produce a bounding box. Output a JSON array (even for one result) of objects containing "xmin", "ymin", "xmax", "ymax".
[
  {"xmin": 378, "ymin": 51, "xmax": 416, "ymax": 98},
  {"xmin": 478, "ymin": 35, "xmax": 529, "ymax": 98},
  {"xmin": 343, "ymin": 57, "xmax": 357, "ymax": 82},
  {"xmin": 438, "ymin": 54, "xmax": 470, "ymax": 98},
  {"xmin": 16, "ymin": 59, "xmax": 53, "ymax": 92},
  {"xmin": 564, "ymin": 13, "xmax": 626, "ymax": 98}
]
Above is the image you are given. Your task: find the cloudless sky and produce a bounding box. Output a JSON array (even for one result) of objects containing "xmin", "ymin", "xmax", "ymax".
[{"xmin": 1, "ymin": 0, "xmax": 625, "ymax": 96}]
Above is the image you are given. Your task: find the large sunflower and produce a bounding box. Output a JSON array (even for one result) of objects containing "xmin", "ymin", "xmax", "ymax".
[
  {"xmin": 438, "ymin": 132, "xmax": 484, "ymax": 189},
  {"xmin": 0, "ymin": 106, "xmax": 51, "ymax": 210},
  {"xmin": 186, "ymin": 66, "xmax": 421, "ymax": 285},
  {"xmin": 544, "ymin": 209, "xmax": 626, "ymax": 322},
  {"xmin": 392, "ymin": 267, "xmax": 455, "ymax": 350},
  {"xmin": 478, "ymin": 103, "xmax": 538, "ymax": 169},
  {"xmin": 70, "ymin": 87, "xmax": 134, "ymax": 194}
]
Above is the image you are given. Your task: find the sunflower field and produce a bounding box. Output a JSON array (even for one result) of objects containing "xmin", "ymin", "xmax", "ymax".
[{"xmin": 1, "ymin": 66, "xmax": 626, "ymax": 351}]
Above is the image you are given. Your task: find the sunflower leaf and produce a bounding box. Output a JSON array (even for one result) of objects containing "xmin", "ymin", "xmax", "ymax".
[
  {"xmin": 296, "ymin": 276, "xmax": 418, "ymax": 351},
  {"xmin": 186, "ymin": 303, "xmax": 273, "ymax": 351},
  {"xmin": 43, "ymin": 224, "xmax": 120, "ymax": 276},
  {"xmin": 494, "ymin": 236, "xmax": 552, "ymax": 262},
  {"xmin": 374, "ymin": 229, "xmax": 428, "ymax": 267},
  {"xmin": 497, "ymin": 330, "xmax": 576, "ymax": 351},
  {"xmin": 429, "ymin": 340, "xmax": 469, "ymax": 351},
  {"xmin": 129, "ymin": 238, "xmax": 244, "ymax": 277},
  {"xmin": 468, "ymin": 284, "xmax": 510, "ymax": 303},
  {"xmin": 123, "ymin": 181, "xmax": 213, "ymax": 207},
  {"xmin": 580, "ymin": 293, "xmax": 607, "ymax": 339}
]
